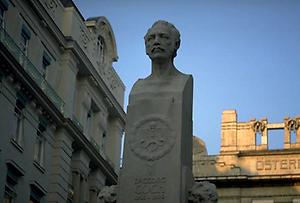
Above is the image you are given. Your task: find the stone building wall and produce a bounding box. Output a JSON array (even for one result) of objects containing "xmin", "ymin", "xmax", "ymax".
[
  {"xmin": 193, "ymin": 110, "xmax": 300, "ymax": 203},
  {"xmin": 0, "ymin": 0, "xmax": 125, "ymax": 202}
]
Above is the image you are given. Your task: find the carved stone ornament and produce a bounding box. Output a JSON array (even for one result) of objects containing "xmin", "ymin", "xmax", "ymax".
[
  {"xmin": 129, "ymin": 116, "xmax": 175, "ymax": 161},
  {"xmin": 188, "ymin": 181, "xmax": 218, "ymax": 203},
  {"xmin": 286, "ymin": 119, "xmax": 300, "ymax": 131},
  {"xmin": 251, "ymin": 120, "xmax": 266, "ymax": 134},
  {"xmin": 98, "ymin": 185, "xmax": 117, "ymax": 203},
  {"xmin": 80, "ymin": 27, "xmax": 89, "ymax": 49},
  {"xmin": 45, "ymin": 0, "xmax": 58, "ymax": 11}
]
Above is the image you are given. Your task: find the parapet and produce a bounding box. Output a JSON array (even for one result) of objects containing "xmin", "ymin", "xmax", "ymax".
[{"xmin": 220, "ymin": 110, "xmax": 300, "ymax": 153}]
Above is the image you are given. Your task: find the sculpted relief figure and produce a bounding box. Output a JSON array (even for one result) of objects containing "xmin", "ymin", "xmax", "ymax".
[
  {"xmin": 98, "ymin": 185, "xmax": 117, "ymax": 203},
  {"xmin": 188, "ymin": 182, "xmax": 218, "ymax": 203}
]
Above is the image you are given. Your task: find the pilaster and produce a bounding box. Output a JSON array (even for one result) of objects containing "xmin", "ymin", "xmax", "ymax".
[
  {"xmin": 48, "ymin": 128, "xmax": 74, "ymax": 203},
  {"xmin": 221, "ymin": 110, "xmax": 237, "ymax": 153},
  {"xmin": 56, "ymin": 50, "xmax": 79, "ymax": 117}
]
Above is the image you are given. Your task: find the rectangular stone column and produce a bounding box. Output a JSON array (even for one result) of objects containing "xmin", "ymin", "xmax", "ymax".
[
  {"xmin": 48, "ymin": 129, "xmax": 73, "ymax": 203},
  {"xmin": 89, "ymin": 169, "xmax": 106, "ymax": 203},
  {"xmin": 106, "ymin": 117, "xmax": 123, "ymax": 173},
  {"xmin": 71, "ymin": 150, "xmax": 91, "ymax": 203},
  {"xmin": 118, "ymin": 75, "xmax": 193, "ymax": 203}
]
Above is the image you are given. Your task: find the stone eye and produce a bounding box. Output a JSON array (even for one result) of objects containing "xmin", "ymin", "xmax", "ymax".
[
  {"xmin": 160, "ymin": 33, "xmax": 169, "ymax": 39},
  {"xmin": 147, "ymin": 35, "xmax": 154, "ymax": 42}
]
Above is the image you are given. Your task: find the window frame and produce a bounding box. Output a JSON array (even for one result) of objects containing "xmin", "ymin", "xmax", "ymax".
[
  {"xmin": 20, "ymin": 25, "xmax": 31, "ymax": 57},
  {"xmin": 11, "ymin": 98, "xmax": 26, "ymax": 149},
  {"xmin": 0, "ymin": 0, "xmax": 8, "ymax": 28},
  {"xmin": 41, "ymin": 51, "xmax": 51, "ymax": 78}
]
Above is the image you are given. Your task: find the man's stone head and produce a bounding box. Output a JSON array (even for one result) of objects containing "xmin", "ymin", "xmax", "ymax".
[
  {"xmin": 188, "ymin": 181, "xmax": 218, "ymax": 203},
  {"xmin": 144, "ymin": 20, "xmax": 181, "ymax": 61}
]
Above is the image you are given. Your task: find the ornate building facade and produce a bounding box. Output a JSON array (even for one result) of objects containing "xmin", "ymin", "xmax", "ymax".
[
  {"xmin": 0, "ymin": 0, "xmax": 125, "ymax": 202},
  {"xmin": 193, "ymin": 110, "xmax": 300, "ymax": 203}
]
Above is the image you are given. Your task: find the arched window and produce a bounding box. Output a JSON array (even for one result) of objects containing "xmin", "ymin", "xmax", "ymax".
[{"xmin": 97, "ymin": 35, "xmax": 105, "ymax": 64}]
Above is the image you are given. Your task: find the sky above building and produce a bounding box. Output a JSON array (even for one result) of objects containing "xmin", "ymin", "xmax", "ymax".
[{"xmin": 73, "ymin": 0, "xmax": 300, "ymax": 155}]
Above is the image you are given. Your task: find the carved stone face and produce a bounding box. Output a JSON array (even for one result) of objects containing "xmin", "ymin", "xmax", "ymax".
[{"xmin": 145, "ymin": 23, "xmax": 178, "ymax": 61}]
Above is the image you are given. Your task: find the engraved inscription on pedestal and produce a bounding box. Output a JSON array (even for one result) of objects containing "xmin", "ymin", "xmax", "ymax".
[
  {"xmin": 129, "ymin": 116, "xmax": 175, "ymax": 161},
  {"xmin": 134, "ymin": 177, "xmax": 166, "ymax": 201}
]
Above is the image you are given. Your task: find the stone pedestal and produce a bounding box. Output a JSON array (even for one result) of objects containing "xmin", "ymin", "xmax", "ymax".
[{"xmin": 118, "ymin": 74, "xmax": 193, "ymax": 203}]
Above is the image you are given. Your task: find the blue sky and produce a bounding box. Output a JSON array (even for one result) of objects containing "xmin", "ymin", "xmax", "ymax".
[{"xmin": 73, "ymin": 0, "xmax": 300, "ymax": 154}]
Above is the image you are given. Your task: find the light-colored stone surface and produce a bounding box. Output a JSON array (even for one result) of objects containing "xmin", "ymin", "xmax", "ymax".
[
  {"xmin": 0, "ymin": 0, "xmax": 125, "ymax": 202},
  {"xmin": 194, "ymin": 110, "xmax": 300, "ymax": 203},
  {"xmin": 118, "ymin": 20, "xmax": 193, "ymax": 203}
]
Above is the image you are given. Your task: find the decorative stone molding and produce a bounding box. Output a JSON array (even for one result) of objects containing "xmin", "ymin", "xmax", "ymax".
[
  {"xmin": 45, "ymin": 0, "xmax": 58, "ymax": 14},
  {"xmin": 104, "ymin": 67, "xmax": 120, "ymax": 90},
  {"xmin": 252, "ymin": 120, "xmax": 266, "ymax": 134},
  {"xmin": 188, "ymin": 181, "xmax": 218, "ymax": 203},
  {"xmin": 285, "ymin": 119, "xmax": 300, "ymax": 131},
  {"xmin": 80, "ymin": 26, "xmax": 89, "ymax": 49},
  {"xmin": 45, "ymin": 0, "xmax": 58, "ymax": 9},
  {"xmin": 98, "ymin": 185, "xmax": 117, "ymax": 203},
  {"xmin": 129, "ymin": 115, "xmax": 175, "ymax": 161}
]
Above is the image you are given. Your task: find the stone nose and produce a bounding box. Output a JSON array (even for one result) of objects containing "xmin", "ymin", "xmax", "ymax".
[{"xmin": 153, "ymin": 35, "xmax": 161, "ymax": 45}]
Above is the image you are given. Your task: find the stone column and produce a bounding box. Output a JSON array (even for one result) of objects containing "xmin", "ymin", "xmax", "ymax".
[
  {"xmin": 56, "ymin": 51, "xmax": 78, "ymax": 117},
  {"xmin": 118, "ymin": 75, "xmax": 193, "ymax": 203},
  {"xmin": 89, "ymin": 169, "xmax": 106, "ymax": 203},
  {"xmin": 296, "ymin": 117, "xmax": 300, "ymax": 145},
  {"xmin": 0, "ymin": 149, "xmax": 5, "ymax": 203},
  {"xmin": 72, "ymin": 171, "xmax": 81, "ymax": 203},
  {"xmin": 220, "ymin": 110, "xmax": 237, "ymax": 152},
  {"xmin": 260, "ymin": 118, "xmax": 268, "ymax": 150},
  {"xmin": 106, "ymin": 117, "xmax": 123, "ymax": 173},
  {"xmin": 71, "ymin": 150, "xmax": 91, "ymax": 203},
  {"xmin": 284, "ymin": 117, "xmax": 291, "ymax": 149},
  {"xmin": 48, "ymin": 128, "xmax": 74, "ymax": 203}
]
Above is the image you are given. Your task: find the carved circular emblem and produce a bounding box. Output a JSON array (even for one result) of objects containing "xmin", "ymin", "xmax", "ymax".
[{"xmin": 129, "ymin": 116, "xmax": 175, "ymax": 161}]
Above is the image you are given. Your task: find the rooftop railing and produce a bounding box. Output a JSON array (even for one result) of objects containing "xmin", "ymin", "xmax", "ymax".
[{"xmin": 0, "ymin": 26, "xmax": 64, "ymax": 112}]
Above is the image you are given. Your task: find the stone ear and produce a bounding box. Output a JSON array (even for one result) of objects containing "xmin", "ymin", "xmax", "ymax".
[{"xmin": 175, "ymin": 40, "xmax": 180, "ymax": 50}]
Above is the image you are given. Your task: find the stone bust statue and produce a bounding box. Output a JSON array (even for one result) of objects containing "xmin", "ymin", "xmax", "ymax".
[
  {"xmin": 144, "ymin": 20, "xmax": 181, "ymax": 79},
  {"xmin": 117, "ymin": 20, "xmax": 194, "ymax": 203},
  {"xmin": 130, "ymin": 20, "xmax": 192, "ymax": 101}
]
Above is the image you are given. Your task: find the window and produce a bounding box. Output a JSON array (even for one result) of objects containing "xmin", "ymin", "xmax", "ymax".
[
  {"xmin": 42, "ymin": 51, "xmax": 51, "ymax": 78},
  {"xmin": 85, "ymin": 109, "xmax": 92, "ymax": 136},
  {"xmin": 0, "ymin": 7, "xmax": 4, "ymax": 28},
  {"xmin": 291, "ymin": 130, "xmax": 297, "ymax": 144},
  {"xmin": 29, "ymin": 183, "xmax": 45, "ymax": 203},
  {"xmin": 101, "ymin": 131, "xmax": 106, "ymax": 150},
  {"xmin": 4, "ymin": 161, "xmax": 24, "ymax": 203},
  {"xmin": 85, "ymin": 100, "xmax": 99, "ymax": 137},
  {"xmin": 33, "ymin": 121, "xmax": 46, "ymax": 167},
  {"xmin": 4, "ymin": 185, "xmax": 16, "ymax": 203},
  {"xmin": 255, "ymin": 132, "xmax": 261, "ymax": 146},
  {"xmin": 11, "ymin": 95, "xmax": 26, "ymax": 148},
  {"xmin": 0, "ymin": 0, "xmax": 8, "ymax": 28},
  {"xmin": 97, "ymin": 36, "xmax": 105, "ymax": 64},
  {"xmin": 20, "ymin": 25, "xmax": 31, "ymax": 57}
]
